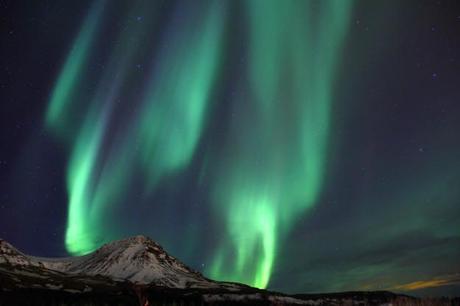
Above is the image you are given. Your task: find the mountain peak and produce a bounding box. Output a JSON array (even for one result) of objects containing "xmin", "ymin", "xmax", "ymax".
[
  {"xmin": 117, "ymin": 235, "xmax": 153, "ymax": 244},
  {"xmin": 78, "ymin": 235, "xmax": 209, "ymax": 287},
  {"xmin": 102, "ymin": 235, "xmax": 162, "ymax": 251},
  {"xmin": 131, "ymin": 235, "xmax": 153, "ymax": 243}
]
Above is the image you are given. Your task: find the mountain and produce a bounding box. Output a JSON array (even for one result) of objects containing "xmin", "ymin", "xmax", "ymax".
[
  {"xmin": 31, "ymin": 235, "xmax": 241, "ymax": 289},
  {"xmin": 1, "ymin": 235, "xmax": 247, "ymax": 290},
  {"xmin": 0, "ymin": 236, "xmax": 456, "ymax": 306}
]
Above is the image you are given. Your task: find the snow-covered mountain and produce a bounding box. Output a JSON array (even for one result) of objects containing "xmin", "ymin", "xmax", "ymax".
[
  {"xmin": 1, "ymin": 237, "xmax": 447, "ymax": 305},
  {"xmin": 1, "ymin": 235, "xmax": 241, "ymax": 290}
]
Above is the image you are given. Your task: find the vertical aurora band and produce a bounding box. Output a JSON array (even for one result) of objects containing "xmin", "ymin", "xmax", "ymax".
[
  {"xmin": 208, "ymin": 0, "xmax": 353, "ymax": 288},
  {"xmin": 44, "ymin": 0, "xmax": 353, "ymax": 288},
  {"xmin": 45, "ymin": 0, "xmax": 106, "ymax": 134},
  {"xmin": 45, "ymin": 1, "xmax": 226, "ymax": 255}
]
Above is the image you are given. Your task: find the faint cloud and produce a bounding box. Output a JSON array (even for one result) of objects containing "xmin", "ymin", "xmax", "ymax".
[{"xmin": 391, "ymin": 274, "xmax": 460, "ymax": 291}]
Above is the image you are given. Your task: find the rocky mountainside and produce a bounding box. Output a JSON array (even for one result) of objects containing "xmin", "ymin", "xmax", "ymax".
[
  {"xmin": 0, "ymin": 239, "xmax": 41, "ymax": 267},
  {"xmin": 1, "ymin": 235, "xmax": 244, "ymax": 290}
]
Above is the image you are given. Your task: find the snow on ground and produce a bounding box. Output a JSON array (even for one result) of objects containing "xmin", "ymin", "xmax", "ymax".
[{"xmin": 203, "ymin": 293, "xmax": 315, "ymax": 305}]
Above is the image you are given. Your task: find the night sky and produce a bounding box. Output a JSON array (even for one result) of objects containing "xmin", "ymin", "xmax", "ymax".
[{"xmin": 1, "ymin": 0, "xmax": 460, "ymax": 297}]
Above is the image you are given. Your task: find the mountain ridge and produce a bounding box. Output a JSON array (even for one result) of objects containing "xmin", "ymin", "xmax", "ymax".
[{"xmin": 1, "ymin": 235, "xmax": 246, "ymax": 290}]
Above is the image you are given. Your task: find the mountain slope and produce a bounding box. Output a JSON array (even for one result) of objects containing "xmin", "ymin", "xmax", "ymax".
[
  {"xmin": 0, "ymin": 239, "xmax": 43, "ymax": 267},
  {"xmin": 39, "ymin": 235, "xmax": 218, "ymax": 288},
  {"xmin": 2, "ymin": 235, "xmax": 243, "ymax": 290}
]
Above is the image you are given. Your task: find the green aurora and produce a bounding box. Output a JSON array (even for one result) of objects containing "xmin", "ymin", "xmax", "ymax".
[
  {"xmin": 0, "ymin": 0, "xmax": 458, "ymax": 297},
  {"xmin": 44, "ymin": 0, "xmax": 353, "ymax": 288},
  {"xmin": 208, "ymin": 0, "xmax": 353, "ymax": 288},
  {"xmin": 46, "ymin": 0, "xmax": 227, "ymax": 255},
  {"xmin": 30, "ymin": 0, "xmax": 460, "ymax": 292}
]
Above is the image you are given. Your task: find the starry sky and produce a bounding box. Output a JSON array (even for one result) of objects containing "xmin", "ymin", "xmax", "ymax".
[{"xmin": 1, "ymin": 0, "xmax": 460, "ymax": 297}]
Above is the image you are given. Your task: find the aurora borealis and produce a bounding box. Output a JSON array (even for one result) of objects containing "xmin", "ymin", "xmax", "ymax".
[
  {"xmin": 1, "ymin": 0, "xmax": 460, "ymax": 297},
  {"xmin": 46, "ymin": 0, "xmax": 228, "ymax": 256}
]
